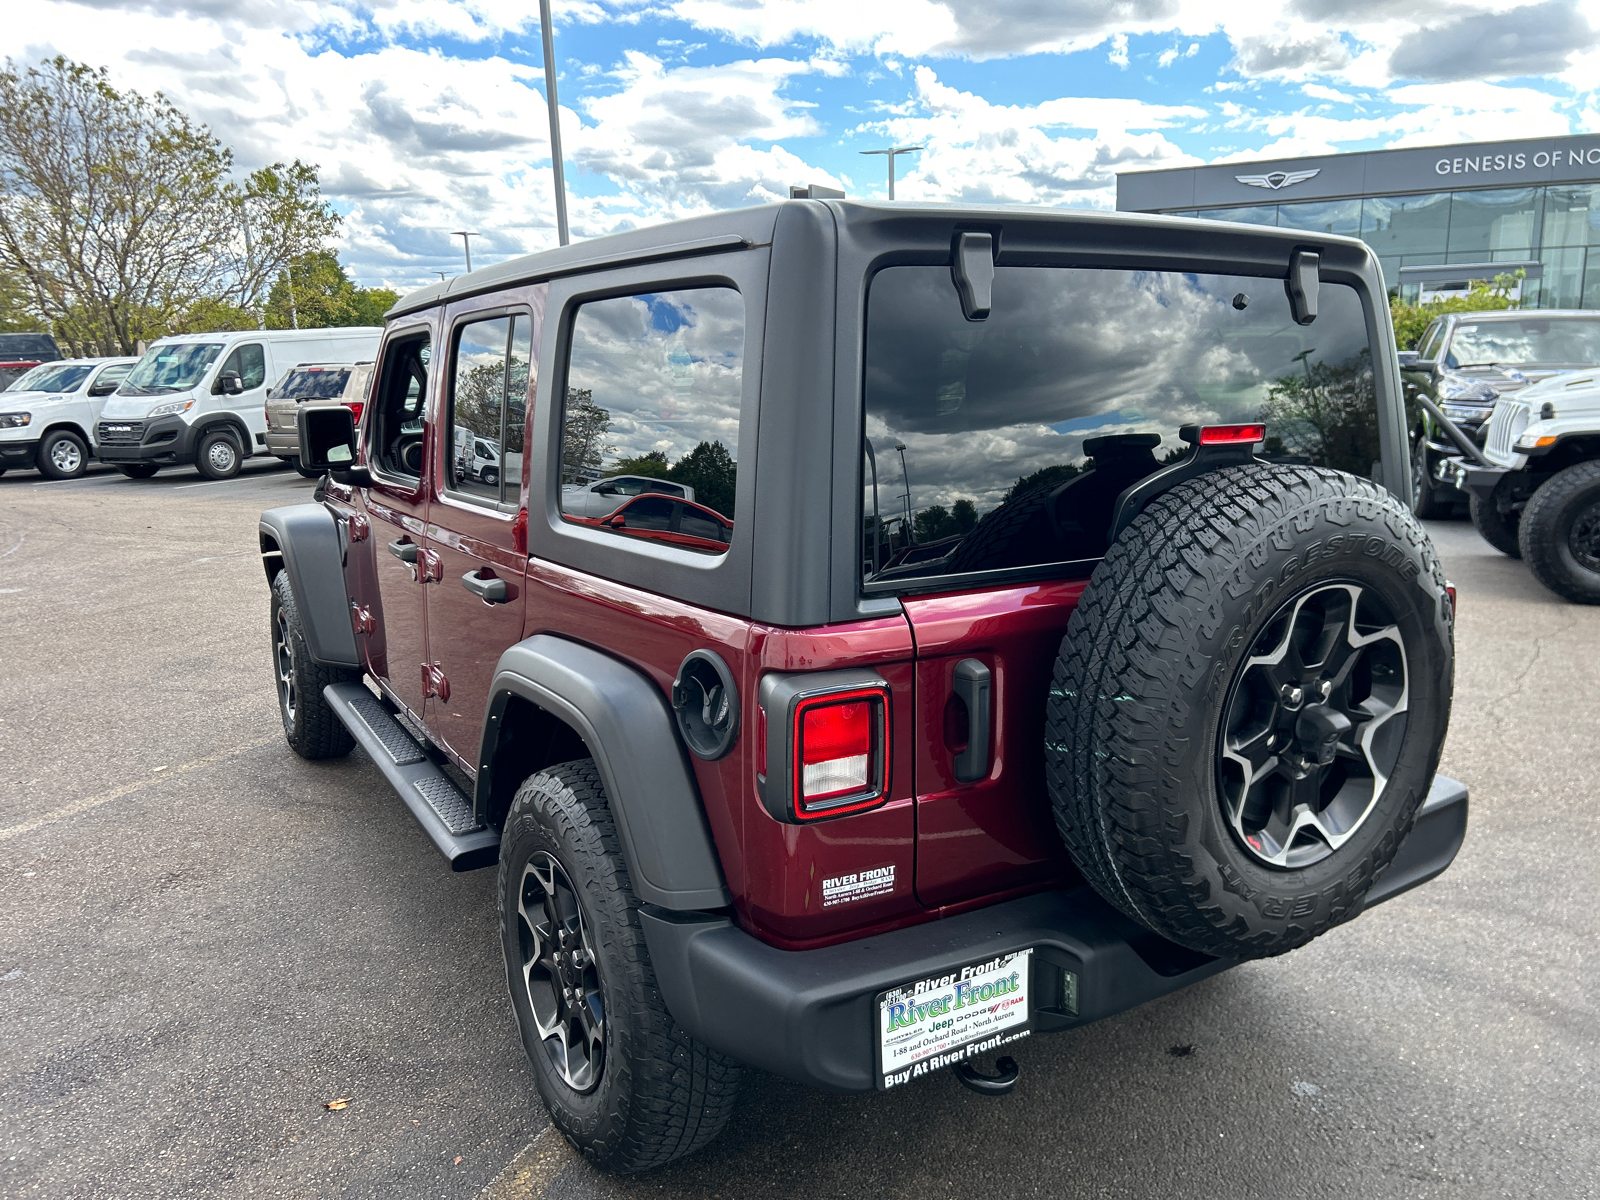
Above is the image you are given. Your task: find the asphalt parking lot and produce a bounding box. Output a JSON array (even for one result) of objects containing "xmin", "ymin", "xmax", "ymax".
[{"xmin": 2, "ymin": 460, "xmax": 1597, "ymax": 1200}]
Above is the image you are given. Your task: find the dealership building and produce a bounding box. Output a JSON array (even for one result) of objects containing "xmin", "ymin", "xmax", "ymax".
[{"xmin": 1117, "ymin": 133, "xmax": 1600, "ymax": 309}]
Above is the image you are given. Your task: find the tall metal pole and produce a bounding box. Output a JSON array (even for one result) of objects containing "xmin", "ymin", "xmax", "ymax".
[
  {"xmin": 859, "ymin": 146, "xmax": 923, "ymax": 201},
  {"xmin": 895, "ymin": 441, "xmax": 914, "ymax": 543},
  {"xmin": 453, "ymin": 231, "xmax": 477, "ymax": 273},
  {"xmin": 539, "ymin": 0, "xmax": 571, "ymax": 246}
]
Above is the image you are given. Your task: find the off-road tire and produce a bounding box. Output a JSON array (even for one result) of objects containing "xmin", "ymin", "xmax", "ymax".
[
  {"xmin": 38, "ymin": 428, "xmax": 90, "ymax": 480},
  {"xmin": 1518, "ymin": 460, "xmax": 1600, "ymax": 603},
  {"xmin": 499, "ymin": 761, "xmax": 741, "ymax": 1174},
  {"xmin": 196, "ymin": 428, "xmax": 243, "ymax": 480},
  {"xmin": 270, "ymin": 571, "xmax": 357, "ymax": 759},
  {"xmin": 1045, "ymin": 464, "xmax": 1454, "ymax": 959},
  {"xmin": 1469, "ymin": 490, "xmax": 1521, "ymax": 557},
  {"xmin": 1410, "ymin": 439, "xmax": 1450, "ymax": 520},
  {"xmin": 117, "ymin": 463, "xmax": 160, "ymax": 479}
]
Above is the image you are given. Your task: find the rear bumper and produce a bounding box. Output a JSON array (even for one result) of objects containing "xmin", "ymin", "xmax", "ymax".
[
  {"xmin": 264, "ymin": 430, "xmax": 299, "ymax": 457},
  {"xmin": 644, "ymin": 774, "xmax": 1469, "ymax": 1093}
]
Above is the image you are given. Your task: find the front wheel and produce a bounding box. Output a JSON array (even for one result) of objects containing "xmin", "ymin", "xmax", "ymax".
[
  {"xmin": 1046, "ymin": 465, "xmax": 1454, "ymax": 960},
  {"xmin": 38, "ymin": 429, "xmax": 90, "ymax": 480},
  {"xmin": 1410, "ymin": 439, "xmax": 1451, "ymax": 520},
  {"xmin": 499, "ymin": 762, "xmax": 741, "ymax": 1173},
  {"xmin": 1469, "ymin": 489, "xmax": 1522, "ymax": 557},
  {"xmin": 1519, "ymin": 461, "xmax": 1600, "ymax": 603},
  {"xmin": 196, "ymin": 429, "xmax": 242, "ymax": 480},
  {"xmin": 270, "ymin": 571, "xmax": 357, "ymax": 758}
]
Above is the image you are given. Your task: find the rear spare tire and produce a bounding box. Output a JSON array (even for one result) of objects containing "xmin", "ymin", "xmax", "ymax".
[
  {"xmin": 1517, "ymin": 460, "xmax": 1600, "ymax": 603},
  {"xmin": 1045, "ymin": 464, "xmax": 1454, "ymax": 959}
]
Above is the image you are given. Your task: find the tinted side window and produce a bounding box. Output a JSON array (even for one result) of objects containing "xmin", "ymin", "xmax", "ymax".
[
  {"xmin": 861, "ymin": 266, "xmax": 1377, "ymax": 586},
  {"xmin": 217, "ymin": 343, "xmax": 266, "ymax": 391},
  {"xmin": 446, "ymin": 315, "xmax": 532, "ymax": 505},
  {"xmin": 559, "ymin": 287, "xmax": 743, "ymax": 554},
  {"xmin": 370, "ymin": 334, "xmax": 431, "ymax": 481},
  {"xmin": 619, "ymin": 495, "xmax": 674, "ymax": 531}
]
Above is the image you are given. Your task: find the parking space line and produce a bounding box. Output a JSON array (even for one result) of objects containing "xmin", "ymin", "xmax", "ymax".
[
  {"xmin": 481, "ymin": 1126, "xmax": 577, "ymax": 1200},
  {"xmin": 0, "ymin": 736, "xmax": 278, "ymax": 843}
]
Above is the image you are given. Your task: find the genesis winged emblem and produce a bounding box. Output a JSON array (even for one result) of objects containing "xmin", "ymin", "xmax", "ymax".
[{"xmin": 1235, "ymin": 168, "xmax": 1321, "ymax": 191}]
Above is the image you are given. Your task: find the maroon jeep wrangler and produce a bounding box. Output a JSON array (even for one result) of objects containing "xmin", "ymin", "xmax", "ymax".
[{"xmin": 261, "ymin": 200, "xmax": 1466, "ymax": 1173}]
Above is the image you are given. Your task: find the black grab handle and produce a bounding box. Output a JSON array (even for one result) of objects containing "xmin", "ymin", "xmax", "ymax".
[{"xmin": 952, "ymin": 658, "xmax": 991, "ymax": 783}]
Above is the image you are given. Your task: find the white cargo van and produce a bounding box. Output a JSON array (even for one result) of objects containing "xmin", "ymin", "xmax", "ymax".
[{"xmin": 96, "ymin": 327, "xmax": 382, "ymax": 479}]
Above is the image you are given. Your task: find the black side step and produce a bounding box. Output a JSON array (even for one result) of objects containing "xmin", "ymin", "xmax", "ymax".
[{"xmin": 324, "ymin": 682, "xmax": 500, "ymax": 871}]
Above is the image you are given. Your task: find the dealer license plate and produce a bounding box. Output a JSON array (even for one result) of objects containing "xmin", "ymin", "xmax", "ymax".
[{"xmin": 876, "ymin": 949, "xmax": 1032, "ymax": 1090}]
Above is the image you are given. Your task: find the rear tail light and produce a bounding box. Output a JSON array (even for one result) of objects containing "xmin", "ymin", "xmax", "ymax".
[
  {"xmin": 1445, "ymin": 581, "xmax": 1457, "ymax": 618},
  {"xmin": 344, "ymin": 400, "xmax": 365, "ymax": 425},
  {"xmin": 757, "ymin": 671, "xmax": 891, "ymax": 823},
  {"xmin": 1197, "ymin": 423, "xmax": 1266, "ymax": 445}
]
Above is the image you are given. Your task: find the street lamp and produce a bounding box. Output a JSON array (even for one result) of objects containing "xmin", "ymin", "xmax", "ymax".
[
  {"xmin": 453, "ymin": 230, "xmax": 478, "ymax": 274},
  {"xmin": 894, "ymin": 441, "xmax": 914, "ymax": 543},
  {"xmin": 859, "ymin": 145, "xmax": 924, "ymax": 201},
  {"xmin": 539, "ymin": 0, "xmax": 571, "ymax": 246},
  {"xmin": 1291, "ymin": 347, "xmax": 1317, "ymax": 390}
]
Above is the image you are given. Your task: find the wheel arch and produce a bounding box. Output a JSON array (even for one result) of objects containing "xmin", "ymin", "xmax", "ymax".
[
  {"xmin": 479, "ymin": 634, "xmax": 731, "ymax": 912},
  {"xmin": 36, "ymin": 419, "xmax": 92, "ymax": 445},
  {"xmin": 258, "ymin": 504, "xmax": 359, "ymax": 667},
  {"xmin": 194, "ymin": 415, "xmax": 254, "ymax": 459}
]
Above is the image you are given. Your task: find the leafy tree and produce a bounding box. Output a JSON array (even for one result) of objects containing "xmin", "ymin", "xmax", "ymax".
[
  {"xmin": 1003, "ymin": 462, "xmax": 1080, "ymax": 503},
  {"xmin": 914, "ymin": 498, "xmax": 979, "ymax": 542},
  {"xmin": 1259, "ymin": 348, "xmax": 1379, "ymax": 477},
  {"xmin": 0, "ymin": 269, "xmax": 44, "ymax": 332},
  {"xmin": 561, "ymin": 387, "xmax": 614, "ymax": 483},
  {"xmin": 265, "ymin": 250, "xmax": 398, "ymax": 330},
  {"xmin": 1389, "ymin": 271, "xmax": 1522, "ymax": 350},
  {"xmin": 607, "ymin": 450, "xmax": 670, "ymax": 478},
  {"xmin": 668, "ymin": 439, "xmax": 737, "ymax": 518},
  {"xmin": 0, "ymin": 57, "xmax": 340, "ymax": 351},
  {"xmin": 454, "ymin": 359, "xmax": 506, "ymax": 439},
  {"xmin": 950, "ymin": 498, "xmax": 978, "ymax": 533}
]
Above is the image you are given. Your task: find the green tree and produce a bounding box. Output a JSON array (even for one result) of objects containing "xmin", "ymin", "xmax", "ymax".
[
  {"xmin": 1389, "ymin": 271, "xmax": 1522, "ymax": 350},
  {"xmin": 669, "ymin": 440, "xmax": 737, "ymax": 518},
  {"xmin": 561, "ymin": 388, "xmax": 613, "ymax": 483},
  {"xmin": 1259, "ymin": 349, "xmax": 1380, "ymax": 477},
  {"xmin": 950, "ymin": 498, "xmax": 978, "ymax": 534},
  {"xmin": 607, "ymin": 450, "xmax": 670, "ymax": 478},
  {"xmin": 265, "ymin": 250, "xmax": 398, "ymax": 330},
  {"xmin": 1003, "ymin": 462, "xmax": 1080, "ymax": 503},
  {"xmin": 0, "ymin": 268, "xmax": 44, "ymax": 331}
]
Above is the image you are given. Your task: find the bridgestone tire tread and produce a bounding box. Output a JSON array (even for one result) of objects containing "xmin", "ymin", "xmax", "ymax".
[
  {"xmin": 1518, "ymin": 460, "xmax": 1600, "ymax": 603},
  {"xmin": 1470, "ymin": 491, "xmax": 1522, "ymax": 558},
  {"xmin": 499, "ymin": 761, "xmax": 741, "ymax": 1174},
  {"xmin": 1045, "ymin": 464, "xmax": 1450, "ymax": 958},
  {"xmin": 270, "ymin": 571, "xmax": 357, "ymax": 759}
]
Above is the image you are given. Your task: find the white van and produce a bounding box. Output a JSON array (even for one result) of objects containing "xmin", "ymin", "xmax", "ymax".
[{"xmin": 96, "ymin": 327, "xmax": 382, "ymax": 479}]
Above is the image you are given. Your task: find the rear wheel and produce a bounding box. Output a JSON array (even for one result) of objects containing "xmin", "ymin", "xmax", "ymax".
[
  {"xmin": 270, "ymin": 571, "xmax": 357, "ymax": 759},
  {"xmin": 1045, "ymin": 464, "xmax": 1454, "ymax": 959},
  {"xmin": 196, "ymin": 429, "xmax": 242, "ymax": 480},
  {"xmin": 480, "ymin": 466, "xmax": 499, "ymax": 488},
  {"xmin": 499, "ymin": 761, "xmax": 741, "ymax": 1173},
  {"xmin": 116, "ymin": 463, "xmax": 160, "ymax": 479},
  {"xmin": 1410, "ymin": 439, "xmax": 1450, "ymax": 520},
  {"xmin": 38, "ymin": 429, "xmax": 90, "ymax": 480},
  {"xmin": 1518, "ymin": 460, "xmax": 1600, "ymax": 603},
  {"xmin": 1469, "ymin": 489, "xmax": 1522, "ymax": 557}
]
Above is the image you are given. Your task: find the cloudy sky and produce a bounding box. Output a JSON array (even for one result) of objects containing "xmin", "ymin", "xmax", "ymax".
[{"xmin": 7, "ymin": 0, "xmax": 1599, "ymax": 291}]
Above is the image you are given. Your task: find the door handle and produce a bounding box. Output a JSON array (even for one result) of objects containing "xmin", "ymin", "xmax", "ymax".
[
  {"xmin": 388, "ymin": 538, "xmax": 417, "ymax": 563},
  {"xmin": 952, "ymin": 658, "xmax": 991, "ymax": 783},
  {"xmin": 461, "ymin": 570, "xmax": 509, "ymax": 603}
]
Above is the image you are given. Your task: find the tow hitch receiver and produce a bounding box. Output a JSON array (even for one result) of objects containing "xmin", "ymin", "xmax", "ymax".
[{"xmin": 952, "ymin": 1056, "xmax": 1020, "ymax": 1096}]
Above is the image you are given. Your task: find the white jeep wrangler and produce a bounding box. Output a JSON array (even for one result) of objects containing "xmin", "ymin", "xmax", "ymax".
[{"xmin": 1452, "ymin": 369, "xmax": 1600, "ymax": 602}]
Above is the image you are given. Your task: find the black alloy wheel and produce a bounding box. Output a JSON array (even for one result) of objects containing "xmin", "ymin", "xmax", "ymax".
[
  {"xmin": 1219, "ymin": 582, "xmax": 1408, "ymax": 869},
  {"xmin": 515, "ymin": 851, "xmax": 606, "ymax": 1092}
]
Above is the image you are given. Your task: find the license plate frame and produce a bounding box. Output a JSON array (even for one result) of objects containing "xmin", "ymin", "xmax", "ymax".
[{"xmin": 875, "ymin": 948, "xmax": 1033, "ymax": 1090}]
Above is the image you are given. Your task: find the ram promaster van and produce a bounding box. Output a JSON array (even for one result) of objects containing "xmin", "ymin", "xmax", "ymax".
[{"xmin": 97, "ymin": 328, "xmax": 381, "ymax": 479}]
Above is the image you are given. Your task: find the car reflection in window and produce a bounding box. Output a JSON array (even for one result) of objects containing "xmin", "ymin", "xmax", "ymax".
[{"xmin": 574, "ymin": 493, "xmax": 733, "ymax": 554}]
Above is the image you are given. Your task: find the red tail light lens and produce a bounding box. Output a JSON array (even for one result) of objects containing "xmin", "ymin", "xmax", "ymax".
[
  {"xmin": 344, "ymin": 400, "xmax": 365, "ymax": 425},
  {"xmin": 791, "ymin": 688, "xmax": 888, "ymax": 819},
  {"xmin": 1198, "ymin": 423, "xmax": 1265, "ymax": 445}
]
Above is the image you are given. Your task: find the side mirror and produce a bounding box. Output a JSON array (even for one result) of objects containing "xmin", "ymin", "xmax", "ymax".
[
  {"xmin": 219, "ymin": 371, "xmax": 245, "ymax": 396},
  {"xmin": 298, "ymin": 404, "xmax": 366, "ymax": 484},
  {"xmin": 606, "ymin": 514, "xmax": 626, "ymax": 528},
  {"xmin": 88, "ymin": 381, "xmax": 118, "ymax": 396},
  {"xmin": 1396, "ymin": 351, "xmax": 1420, "ymax": 369}
]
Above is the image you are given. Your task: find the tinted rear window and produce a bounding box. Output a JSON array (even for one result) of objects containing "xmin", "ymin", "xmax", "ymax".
[
  {"xmin": 271, "ymin": 367, "xmax": 352, "ymax": 400},
  {"xmin": 862, "ymin": 265, "xmax": 1377, "ymax": 587}
]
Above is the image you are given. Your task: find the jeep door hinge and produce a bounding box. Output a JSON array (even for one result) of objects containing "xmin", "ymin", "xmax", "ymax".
[
  {"xmin": 422, "ymin": 663, "xmax": 450, "ymax": 702},
  {"xmin": 351, "ymin": 603, "xmax": 375, "ymax": 636}
]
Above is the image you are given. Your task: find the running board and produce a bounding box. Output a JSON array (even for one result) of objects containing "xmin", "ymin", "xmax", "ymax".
[{"xmin": 323, "ymin": 681, "xmax": 500, "ymax": 871}]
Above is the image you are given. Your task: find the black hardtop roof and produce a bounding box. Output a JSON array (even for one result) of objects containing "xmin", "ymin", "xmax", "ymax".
[
  {"xmin": 0, "ymin": 331, "xmax": 62, "ymax": 359},
  {"xmin": 387, "ymin": 200, "xmax": 1377, "ymax": 322}
]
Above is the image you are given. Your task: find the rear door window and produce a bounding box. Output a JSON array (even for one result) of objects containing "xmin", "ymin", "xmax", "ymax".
[
  {"xmin": 861, "ymin": 265, "xmax": 1378, "ymax": 587},
  {"xmin": 558, "ymin": 287, "xmax": 743, "ymax": 553},
  {"xmin": 446, "ymin": 314, "xmax": 533, "ymax": 505}
]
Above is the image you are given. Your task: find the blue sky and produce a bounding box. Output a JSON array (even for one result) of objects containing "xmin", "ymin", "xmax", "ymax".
[{"xmin": 7, "ymin": 0, "xmax": 1599, "ymax": 290}]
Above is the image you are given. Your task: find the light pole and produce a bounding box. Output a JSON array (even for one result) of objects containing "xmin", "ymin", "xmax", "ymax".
[
  {"xmin": 453, "ymin": 231, "xmax": 478, "ymax": 274},
  {"xmin": 859, "ymin": 145, "xmax": 923, "ymax": 201},
  {"xmin": 1291, "ymin": 347, "xmax": 1317, "ymax": 390},
  {"xmin": 436, "ymin": 271, "xmax": 448, "ymax": 282},
  {"xmin": 539, "ymin": 0, "xmax": 571, "ymax": 246},
  {"xmin": 894, "ymin": 441, "xmax": 914, "ymax": 543}
]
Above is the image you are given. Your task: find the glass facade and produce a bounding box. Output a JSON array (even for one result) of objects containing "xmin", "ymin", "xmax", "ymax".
[{"xmin": 1180, "ymin": 185, "xmax": 1600, "ymax": 309}]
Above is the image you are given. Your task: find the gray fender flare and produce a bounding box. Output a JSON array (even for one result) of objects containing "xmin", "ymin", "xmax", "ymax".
[
  {"xmin": 482, "ymin": 635, "xmax": 731, "ymax": 911},
  {"xmin": 259, "ymin": 504, "xmax": 359, "ymax": 667}
]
